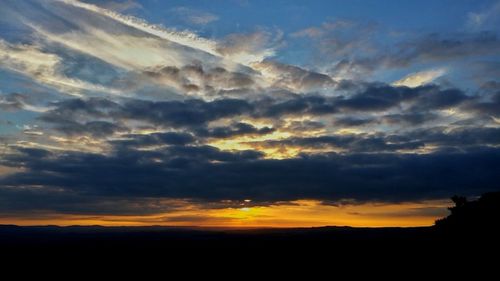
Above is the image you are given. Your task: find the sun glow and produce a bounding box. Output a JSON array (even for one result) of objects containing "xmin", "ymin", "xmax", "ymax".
[{"xmin": 0, "ymin": 200, "xmax": 450, "ymax": 228}]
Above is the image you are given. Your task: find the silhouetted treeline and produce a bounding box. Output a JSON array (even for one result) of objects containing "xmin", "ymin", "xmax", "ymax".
[{"xmin": 435, "ymin": 191, "xmax": 500, "ymax": 231}]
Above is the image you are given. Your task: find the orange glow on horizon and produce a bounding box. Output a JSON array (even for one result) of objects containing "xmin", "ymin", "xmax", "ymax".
[{"xmin": 0, "ymin": 200, "xmax": 451, "ymax": 228}]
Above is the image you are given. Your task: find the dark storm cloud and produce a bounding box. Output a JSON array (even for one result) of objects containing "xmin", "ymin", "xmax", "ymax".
[
  {"xmin": 332, "ymin": 113, "xmax": 438, "ymax": 127},
  {"xmin": 111, "ymin": 132, "xmax": 196, "ymax": 147},
  {"xmin": 1, "ymin": 145, "xmax": 499, "ymax": 214},
  {"xmin": 333, "ymin": 117, "xmax": 374, "ymax": 127},
  {"xmin": 38, "ymin": 84, "xmax": 471, "ymax": 137},
  {"xmin": 162, "ymin": 145, "xmax": 264, "ymax": 163},
  {"xmin": 39, "ymin": 97, "xmax": 254, "ymax": 130},
  {"xmin": 118, "ymin": 98, "xmax": 254, "ymax": 127},
  {"xmin": 196, "ymin": 122, "xmax": 274, "ymax": 138},
  {"xmin": 260, "ymin": 134, "xmax": 425, "ymax": 152},
  {"xmin": 254, "ymin": 127, "xmax": 500, "ymax": 153},
  {"xmin": 336, "ymin": 85, "xmax": 421, "ymax": 111},
  {"xmin": 41, "ymin": 98, "xmax": 120, "ymax": 122},
  {"xmin": 256, "ymin": 84, "xmax": 470, "ymax": 117},
  {"xmin": 253, "ymin": 83, "xmax": 426, "ymax": 117},
  {"xmin": 38, "ymin": 98, "xmax": 125, "ymax": 136},
  {"xmin": 14, "ymin": 147, "xmax": 53, "ymax": 159},
  {"xmin": 401, "ymin": 127, "xmax": 500, "ymax": 147},
  {"xmin": 462, "ymin": 84, "xmax": 500, "ymax": 116},
  {"xmin": 285, "ymin": 120, "xmax": 325, "ymax": 131},
  {"xmin": 116, "ymin": 99, "xmax": 252, "ymax": 127},
  {"xmin": 381, "ymin": 112, "xmax": 439, "ymax": 125},
  {"xmin": 2, "ymin": 82, "xmax": 500, "ymax": 214},
  {"xmin": 54, "ymin": 120, "xmax": 124, "ymax": 137},
  {"xmin": 409, "ymin": 88, "xmax": 470, "ymax": 111},
  {"xmin": 0, "ymin": 188, "xmax": 181, "ymax": 216},
  {"xmin": 256, "ymin": 95, "xmax": 337, "ymax": 117}
]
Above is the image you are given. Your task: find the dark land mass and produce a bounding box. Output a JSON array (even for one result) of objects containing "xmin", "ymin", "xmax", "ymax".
[{"xmin": 1, "ymin": 192, "xmax": 499, "ymax": 261}]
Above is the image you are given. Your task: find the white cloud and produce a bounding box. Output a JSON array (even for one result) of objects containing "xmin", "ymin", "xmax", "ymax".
[
  {"xmin": 392, "ymin": 68, "xmax": 446, "ymax": 88},
  {"xmin": 217, "ymin": 30, "xmax": 282, "ymax": 66}
]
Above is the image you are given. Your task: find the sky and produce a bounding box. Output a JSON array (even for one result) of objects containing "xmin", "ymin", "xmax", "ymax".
[{"xmin": 0, "ymin": 0, "xmax": 499, "ymax": 227}]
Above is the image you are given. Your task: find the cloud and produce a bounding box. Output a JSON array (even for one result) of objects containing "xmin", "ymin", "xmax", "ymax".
[
  {"xmin": 91, "ymin": 0, "xmax": 143, "ymax": 13},
  {"xmin": 461, "ymin": 86, "xmax": 500, "ymax": 117},
  {"xmin": 29, "ymin": 25, "xmax": 207, "ymax": 72},
  {"xmin": 380, "ymin": 112, "xmax": 438, "ymax": 126},
  {"xmin": 36, "ymin": 84, "xmax": 473, "ymax": 136},
  {"xmin": 196, "ymin": 122, "xmax": 275, "ymax": 139},
  {"xmin": 39, "ymin": 97, "xmax": 254, "ymax": 132},
  {"xmin": 0, "ymin": 93, "xmax": 51, "ymax": 112},
  {"xmin": 333, "ymin": 117, "xmax": 374, "ymax": 127},
  {"xmin": 257, "ymin": 127, "xmax": 500, "ymax": 153},
  {"xmin": 118, "ymin": 98, "xmax": 254, "ymax": 127},
  {"xmin": 1, "ymin": 146, "xmax": 498, "ymax": 212},
  {"xmin": 392, "ymin": 68, "xmax": 446, "ymax": 88},
  {"xmin": 48, "ymin": 1, "xmax": 269, "ymax": 67},
  {"xmin": 291, "ymin": 19, "xmax": 500, "ymax": 80},
  {"xmin": 217, "ymin": 30, "xmax": 282, "ymax": 65},
  {"xmin": 140, "ymin": 64, "xmax": 257, "ymax": 98},
  {"xmin": 394, "ymin": 32, "xmax": 500, "ymax": 65},
  {"xmin": 50, "ymin": 120, "xmax": 125, "ymax": 137},
  {"xmin": 289, "ymin": 20, "xmax": 378, "ymax": 79},
  {"xmin": 0, "ymin": 39, "xmax": 121, "ymax": 96},
  {"xmin": 466, "ymin": 1, "xmax": 500, "ymax": 30},
  {"xmin": 169, "ymin": 7, "xmax": 219, "ymax": 25},
  {"xmin": 1, "ymin": 0, "xmax": 283, "ymax": 100},
  {"xmin": 255, "ymin": 95, "xmax": 337, "ymax": 117},
  {"xmin": 251, "ymin": 60, "xmax": 335, "ymax": 92},
  {"xmin": 0, "ymin": 40, "xmax": 60, "ymax": 77},
  {"xmin": 327, "ymin": 31, "xmax": 500, "ymax": 80},
  {"xmin": 1, "ymin": 93, "xmax": 30, "ymax": 111},
  {"xmin": 112, "ymin": 132, "xmax": 196, "ymax": 147},
  {"xmin": 55, "ymin": 0, "xmax": 220, "ymax": 57},
  {"xmin": 291, "ymin": 27, "xmax": 325, "ymax": 39}
]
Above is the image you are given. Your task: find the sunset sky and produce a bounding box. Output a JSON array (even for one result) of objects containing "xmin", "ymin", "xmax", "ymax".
[{"xmin": 1, "ymin": 0, "xmax": 499, "ymax": 227}]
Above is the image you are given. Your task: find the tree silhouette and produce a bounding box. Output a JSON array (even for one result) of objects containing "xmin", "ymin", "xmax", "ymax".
[{"xmin": 435, "ymin": 191, "xmax": 500, "ymax": 230}]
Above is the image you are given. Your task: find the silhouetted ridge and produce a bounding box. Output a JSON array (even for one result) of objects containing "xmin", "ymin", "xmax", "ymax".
[{"xmin": 435, "ymin": 191, "xmax": 500, "ymax": 230}]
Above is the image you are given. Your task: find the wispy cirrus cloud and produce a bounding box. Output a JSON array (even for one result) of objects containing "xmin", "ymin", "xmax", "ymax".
[
  {"xmin": 466, "ymin": 1, "xmax": 500, "ymax": 30},
  {"xmin": 54, "ymin": 0, "xmax": 221, "ymax": 57},
  {"xmin": 169, "ymin": 7, "xmax": 219, "ymax": 25},
  {"xmin": 0, "ymin": 39, "xmax": 121, "ymax": 96},
  {"xmin": 92, "ymin": 0, "xmax": 143, "ymax": 13}
]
